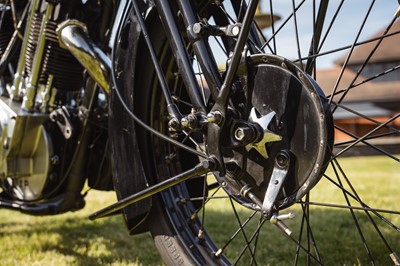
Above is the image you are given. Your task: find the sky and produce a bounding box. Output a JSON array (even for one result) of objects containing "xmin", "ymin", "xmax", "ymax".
[{"xmin": 258, "ymin": 0, "xmax": 399, "ymax": 68}]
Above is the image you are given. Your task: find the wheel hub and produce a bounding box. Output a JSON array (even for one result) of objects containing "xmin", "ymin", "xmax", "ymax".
[{"xmin": 216, "ymin": 54, "xmax": 334, "ymax": 212}]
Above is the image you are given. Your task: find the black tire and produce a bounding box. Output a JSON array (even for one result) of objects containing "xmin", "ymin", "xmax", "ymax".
[{"xmin": 117, "ymin": 1, "xmax": 400, "ymax": 265}]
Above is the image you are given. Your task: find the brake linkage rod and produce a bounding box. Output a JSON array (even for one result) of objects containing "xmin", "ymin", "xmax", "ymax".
[
  {"xmin": 89, "ymin": 158, "xmax": 216, "ymax": 220},
  {"xmin": 130, "ymin": 0, "xmax": 182, "ymax": 120}
]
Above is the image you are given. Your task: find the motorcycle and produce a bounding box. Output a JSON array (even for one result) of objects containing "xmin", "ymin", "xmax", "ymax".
[{"xmin": 0, "ymin": 0, "xmax": 399, "ymax": 264}]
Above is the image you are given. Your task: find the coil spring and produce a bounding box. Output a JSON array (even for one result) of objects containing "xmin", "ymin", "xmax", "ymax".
[
  {"xmin": 25, "ymin": 12, "xmax": 83, "ymax": 91},
  {"xmin": 25, "ymin": 11, "xmax": 41, "ymax": 75}
]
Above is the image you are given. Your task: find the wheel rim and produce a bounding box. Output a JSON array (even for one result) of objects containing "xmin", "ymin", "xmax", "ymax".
[{"xmin": 147, "ymin": 1, "xmax": 400, "ymax": 265}]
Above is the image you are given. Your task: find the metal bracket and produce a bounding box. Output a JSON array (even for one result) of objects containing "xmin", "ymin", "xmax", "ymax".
[
  {"xmin": 50, "ymin": 106, "xmax": 73, "ymax": 139},
  {"xmin": 191, "ymin": 22, "xmax": 241, "ymax": 38},
  {"xmin": 262, "ymin": 150, "xmax": 290, "ymax": 219}
]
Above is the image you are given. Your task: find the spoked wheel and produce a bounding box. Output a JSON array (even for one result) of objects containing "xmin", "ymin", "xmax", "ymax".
[{"xmin": 127, "ymin": 1, "xmax": 400, "ymax": 265}]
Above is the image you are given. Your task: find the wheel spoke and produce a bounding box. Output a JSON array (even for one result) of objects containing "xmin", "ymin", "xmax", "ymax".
[
  {"xmin": 330, "ymin": 101, "xmax": 400, "ymax": 132},
  {"xmin": 334, "ymin": 114, "xmax": 400, "ymax": 158},
  {"xmin": 233, "ymin": 217, "xmax": 266, "ymax": 266},
  {"xmin": 282, "ymin": 226, "xmax": 323, "ymax": 264},
  {"xmin": 295, "ymin": 203, "xmax": 306, "ymax": 265},
  {"xmin": 305, "ymin": 0, "xmax": 329, "ymax": 74},
  {"xmin": 305, "ymin": 194, "xmax": 322, "ymax": 265},
  {"xmin": 262, "ymin": 0, "xmax": 307, "ymax": 52},
  {"xmin": 250, "ymin": 217, "xmax": 263, "ymax": 266},
  {"xmin": 330, "ymin": 161, "xmax": 376, "ymax": 263},
  {"xmin": 306, "ymin": 0, "xmax": 345, "ymax": 74},
  {"xmin": 268, "ymin": 0, "xmax": 277, "ymax": 54},
  {"xmin": 335, "ymin": 131, "xmax": 400, "ymax": 147},
  {"xmin": 333, "ymin": 18, "xmax": 397, "ymax": 109},
  {"xmin": 191, "ymin": 185, "xmax": 222, "ymax": 218},
  {"xmin": 332, "ymin": 159, "xmax": 398, "ymax": 255},
  {"xmin": 328, "ymin": 0, "xmax": 376, "ymax": 107},
  {"xmin": 291, "ymin": 0, "xmax": 304, "ymax": 70},
  {"xmin": 182, "ymin": 195, "xmax": 230, "ymax": 202},
  {"xmin": 216, "ymin": 210, "xmax": 258, "ymax": 259},
  {"xmin": 296, "ymin": 195, "xmax": 323, "ymax": 265},
  {"xmin": 334, "ymin": 126, "xmax": 400, "ymax": 162},
  {"xmin": 295, "ymin": 30, "xmax": 400, "ymax": 65},
  {"xmin": 301, "ymin": 201, "xmax": 400, "ymax": 218},
  {"xmin": 328, "ymin": 63, "xmax": 400, "ymax": 99},
  {"xmin": 322, "ymin": 173, "xmax": 400, "ymax": 231},
  {"xmin": 229, "ymin": 197, "xmax": 258, "ymax": 266}
]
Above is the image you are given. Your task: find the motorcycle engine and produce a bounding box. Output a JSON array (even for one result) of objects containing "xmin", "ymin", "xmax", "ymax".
[{"xmin": 0, "ymin": 1, "xmax": 89, "ymax": 201}]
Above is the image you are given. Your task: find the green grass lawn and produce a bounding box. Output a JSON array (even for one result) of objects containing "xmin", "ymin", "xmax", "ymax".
[
  {"xmin": 0, "ymin": 191, "xmax": 163, "ymax": 266},
  {"xmin": 0, "ymin": 156, "xmax": 399, "ymax": 265}
]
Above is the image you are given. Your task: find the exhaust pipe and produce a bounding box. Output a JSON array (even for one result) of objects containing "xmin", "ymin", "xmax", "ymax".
[{"xmin": 57, "ymin": 20, "xmax": 111, "ymax": 94}]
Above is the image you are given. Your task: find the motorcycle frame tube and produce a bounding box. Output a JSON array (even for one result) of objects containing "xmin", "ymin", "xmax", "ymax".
[
  {"xmin": 0, "ymin": 3, "xmax": 28, "ymax": 75},
  {"xmin": 0, "ymin": 24, "xmax": 20, "ymax": 74}
]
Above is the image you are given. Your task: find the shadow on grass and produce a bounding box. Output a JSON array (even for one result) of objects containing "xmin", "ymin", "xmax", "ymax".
[
  {"xmin": 1, "ymin": 205, "xmax": 398, "ymax": 265},
  {"xmin": 0, "ymin": 213, "xmax": 162, "ymax": 265}
]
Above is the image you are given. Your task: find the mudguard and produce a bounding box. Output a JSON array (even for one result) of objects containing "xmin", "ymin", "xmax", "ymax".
[{"xmin": 109, "ymin": 1, "xmax": 153, "ymax": 234}]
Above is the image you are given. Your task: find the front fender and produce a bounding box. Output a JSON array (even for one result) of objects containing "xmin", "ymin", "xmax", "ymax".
[{"xmin": 109, "ymin": 1, "xmax": 153, "ymax": 234}]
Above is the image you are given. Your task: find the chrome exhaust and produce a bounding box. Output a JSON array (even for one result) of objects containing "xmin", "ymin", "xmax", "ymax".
[{"xmin": 57, "ymin": 20, "xmax": 111, "ymax": 94}]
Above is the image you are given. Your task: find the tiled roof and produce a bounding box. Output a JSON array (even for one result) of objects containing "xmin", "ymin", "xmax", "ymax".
[
  {"xmin": 335, "ymin": 20, "xmax": 400, "ymax": 65},
  {"xmin": 316, "ymin": 20, "xmax": 400, "ymax": 103},
  {"xmin": 332, "ymin": 102, "xmax": 391, "ymax": 119},
  {"xmin": 316, "ymin": 66, "xmax": 399, "ymax": 102}
]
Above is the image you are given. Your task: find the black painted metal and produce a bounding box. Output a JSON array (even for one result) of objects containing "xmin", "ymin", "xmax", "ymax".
[
  {"xmin": 208, "ymin": 0, "xmax": 260, "ymax": 175},
  {"xmin": 176, "ymin": 0, "xmax": 222, "ymax": 101},
  {"xmin": 305, "ymin": 0, "xmax": 329, "ymax": 74},
  {"xmin": 130, "ymin": 0, "xmax": 182, "ymax": 120},
  {"xmin": 89, "ymin": 159, "xmax": 215, "ymax": 220},
  {"xmin": 152, "ymin": 0, "xmax": 206, "ymax": 113}
]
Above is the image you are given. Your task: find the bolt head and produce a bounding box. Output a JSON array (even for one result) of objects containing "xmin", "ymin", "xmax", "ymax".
[
  {"xmin": 276, "ymin": 151, "xmax": 290, "ymax": 168},
  {"xmin": 231, "ymin": 25, "xmax": 240, "ymax": 36},
  {"xmin": 181, "ymin": 117, "xmax": 192, "ymax": 128},
  {"xmin": 206, "ymin": 111, "xmax": 222, "ymax": 124},
  {"xmin": 235, "ymin": 128, "xmax": 246, "ymax": 141},
  {"xmin": 193, "ymin": 23, "xmax": 202, "ymax": 34},
  {"xmin": 234, "ymin": 127, "xmax": 253, "ymax": 142}
]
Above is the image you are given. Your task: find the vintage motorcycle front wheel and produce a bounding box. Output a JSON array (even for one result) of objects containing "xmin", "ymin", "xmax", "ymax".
[{"xmin": 117, "ymin": 1, "xmax": 400, "ymax": 265}]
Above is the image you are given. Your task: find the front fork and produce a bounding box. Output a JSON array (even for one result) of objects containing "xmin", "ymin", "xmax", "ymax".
[{"xmin": 149, "ymin": 0, "xmax": 261, "ymax": 175}]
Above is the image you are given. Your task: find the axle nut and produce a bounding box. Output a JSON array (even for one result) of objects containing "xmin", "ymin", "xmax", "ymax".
[{"xmin": 234, "ymin": 127, "xmax": 252, "ymax": 142}]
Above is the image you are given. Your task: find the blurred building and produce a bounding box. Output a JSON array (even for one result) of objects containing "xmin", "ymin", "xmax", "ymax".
[{"xmin": 317, "ymin": 21, "xmax": 400, "ymax": 154}]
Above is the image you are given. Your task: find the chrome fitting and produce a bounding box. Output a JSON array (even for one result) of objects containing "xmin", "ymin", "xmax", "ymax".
[
  {"xmin": 57, "ymin": 20, "xmax": 111, "ymax": 94},
  {"xmin": 206, "ymin": 111, "xmax": 223, "ymax": 124}
]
